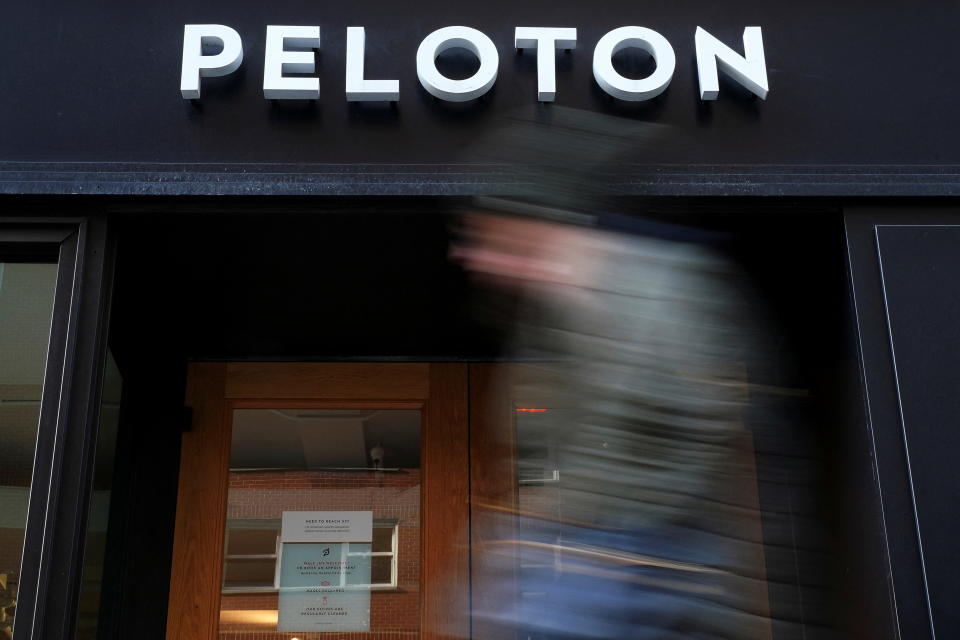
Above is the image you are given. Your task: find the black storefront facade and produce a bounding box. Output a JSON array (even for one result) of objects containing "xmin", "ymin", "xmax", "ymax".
[{"xmin": 2, "ymin": 1, "xmax": 960, "ymax": 639}]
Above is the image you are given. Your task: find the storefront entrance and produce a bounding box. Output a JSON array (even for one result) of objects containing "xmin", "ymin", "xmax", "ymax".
[
  {"xmin": 163, "ymin": 358, "xmax": 772, "ymax": 640},
  {"xmin": 165, "ymin": 362, "xmax": 513, "ymax": 640},
  {"xmin": 76, "ymin": 207, "xmax": 889, "ymax": 640}
]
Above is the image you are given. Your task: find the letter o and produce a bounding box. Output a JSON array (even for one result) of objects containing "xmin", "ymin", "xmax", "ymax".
[
  {"xmin": 416, "ymin": 26, "xmax": 499, "ymax": 102},
  {"xmin": 592, "ymin": 27, "xmax": 675, "ymax": 101}
]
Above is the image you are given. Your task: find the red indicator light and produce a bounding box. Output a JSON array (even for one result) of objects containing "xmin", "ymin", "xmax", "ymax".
[{"xmin": 515, "ymin": 408, "xmax": 547, "ymax": 413}]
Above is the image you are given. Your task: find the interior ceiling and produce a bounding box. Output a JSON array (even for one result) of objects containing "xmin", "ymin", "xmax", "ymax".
[{"xmin": 230, "ymin": 409, "xmax": 420, "ymax": 470}]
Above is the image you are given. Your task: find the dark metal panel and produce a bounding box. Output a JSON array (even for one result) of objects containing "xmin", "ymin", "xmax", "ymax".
[
  {"xmin": 6, "ymin": 217, "xmax": 116, "ymax": 640},
  {"xmin": 11, "ymin": 229, "xmax": 80, "ymax": 640},
  {"xmin": 2, "ymin": 163, "xmax": 960, "ymax": 196},
  {"xmin": 875, "ymin": 224, "xmax": 960, "ymax": 640},
  {"xmin": 843, "ymin": 207, "xmax": 960, "ymax": 640}
]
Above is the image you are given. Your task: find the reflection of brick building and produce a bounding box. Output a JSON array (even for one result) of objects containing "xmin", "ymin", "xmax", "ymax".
[{"xmin": 219, "ymin": 469, "xmax": 420, "ymax": 640}]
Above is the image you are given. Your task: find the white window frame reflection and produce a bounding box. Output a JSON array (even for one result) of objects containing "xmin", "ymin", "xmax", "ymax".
[
  {"xmin": 222, "ymin": 519, "xmax": 399, "ymax": 593},
  {"xmin": 347, "ymin": 520, "xmax": 399, "ymax": 589}
]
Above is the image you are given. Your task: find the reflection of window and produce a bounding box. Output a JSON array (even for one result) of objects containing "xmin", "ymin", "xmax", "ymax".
[
  {"xmin": 222, "ymin": 519, "xmax": 398, "ymax": 593},
  {"xmin": 368, "ymin": 521, "xmax": 398, "ymax": 587},
  {"xmin": 222, "ymin": 520, "xmax": 280, "ymax": 592}
]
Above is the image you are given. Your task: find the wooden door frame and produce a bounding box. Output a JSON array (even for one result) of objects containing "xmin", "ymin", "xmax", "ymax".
[
  {"xmin": 165, "ymin": 362, "xmax": 469, "ymax": 640},
  {"xmin": 468, "ymin": 364, "xmax": 519, "ymax": 640}
]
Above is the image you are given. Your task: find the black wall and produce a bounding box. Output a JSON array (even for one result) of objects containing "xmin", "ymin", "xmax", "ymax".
[{"xmin": 2, "ymin": 1, "xmax": 960, "ymax": 194}]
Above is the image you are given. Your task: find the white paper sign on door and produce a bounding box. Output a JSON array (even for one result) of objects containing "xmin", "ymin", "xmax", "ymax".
[
  {"xmin": 278, "ymin": 511, "xmax": 374, "ymax": 633},
  {"xmin": 281, "ymin": 510, "xmax": 373, "ymax": 543}
]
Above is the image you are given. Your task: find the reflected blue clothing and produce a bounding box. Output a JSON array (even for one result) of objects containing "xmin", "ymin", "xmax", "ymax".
[{"xmin": 501, "ymin": 520, "xmax": 742, "ymax": 640}]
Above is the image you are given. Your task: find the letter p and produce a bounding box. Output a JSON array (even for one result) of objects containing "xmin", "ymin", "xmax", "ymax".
[{"xmin": 181, "ymin": 24, "xmax": 244, "ymax": 99}]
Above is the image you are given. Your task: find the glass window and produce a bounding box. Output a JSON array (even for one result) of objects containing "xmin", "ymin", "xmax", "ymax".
[
  {"xmin": 0, "ymin": 262, "xmax": 59, "ymax": 638},
  {"xmin": 76, "ymin": 351, "xmax": 123, "ymax": 639},
  {"xmin": 219, "ymin": 409, "xmax": 420, "ymax": 638}
]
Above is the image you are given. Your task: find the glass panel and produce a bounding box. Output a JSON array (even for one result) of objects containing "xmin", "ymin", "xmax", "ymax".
[
  {"xmin": 76, "ymin": 350, "xmax": 122, "ymax": 639},
  {"xmin": 224, "ymin": 559, "xmax": 277, "ymax": 589},
  {"xmin": 515, "ymin": 407, "xmax": 563, "ymax": 625},
  {"xmin": 219, "ymin": 409, "xmax": 421, "ymax": 639},
  {"xmin": 0, "ymin": 262, "xmax": 58, "ymax": 638},
  {"xmin": 227, "ymin": 529, "xmax": 279, "ymax": 557},
  {"xmin": 371, "ymin": 526, "xmax": 393, "ymax": 553},
  {"xmin": 370, "ymin": 556, "xmax": 392, "ymax": 585},
  {"xmin": 509, "ymin": 362, "xmax": 849, "ymax": 640}
]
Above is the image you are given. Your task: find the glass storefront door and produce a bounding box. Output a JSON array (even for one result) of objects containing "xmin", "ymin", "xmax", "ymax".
[
  {"xmin": 165, "ymin": 363, "xmax": 469, "ymax": 640},
  {"xmin": 165, "ymin": 359, "xmax": 870, "ymax": 640},
  {"xmin": 219, "ymin": 408, "xmax": 422, "ymax": 637}
]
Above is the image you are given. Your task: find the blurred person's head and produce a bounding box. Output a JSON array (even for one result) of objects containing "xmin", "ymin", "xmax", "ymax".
[{"xmin": 451, "ymin": 207, "xmax": 597, "ymax": 292}]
